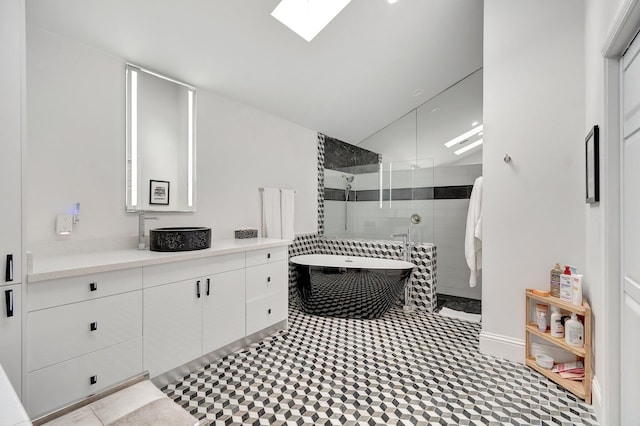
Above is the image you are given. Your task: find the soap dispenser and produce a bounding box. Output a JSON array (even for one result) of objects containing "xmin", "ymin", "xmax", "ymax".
[{"xmin": 564, "ymin": 313, "xmax": 584, "ymax": 348}]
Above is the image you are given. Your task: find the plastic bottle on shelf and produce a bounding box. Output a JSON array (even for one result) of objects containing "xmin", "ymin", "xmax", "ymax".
[
  {"xmin": 550, "ymin": 263, "xmax": 562, "ymax": 297},
  {"xmin": 564, "ymin": 313, "xmax": 584, "ymax": 348},
  {"xmin": 537, "ymin": 311, "xmax": 547, "ymax": 333},
  {"xmin": 560, "ymin": 265, "xmax": 573, "ymax": 301},
  {"xmin": 550, "ymin": 306, "xmax": 564, "ymax": 338}
]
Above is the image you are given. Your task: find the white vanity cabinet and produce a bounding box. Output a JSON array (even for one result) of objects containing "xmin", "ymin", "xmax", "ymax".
[
  {"xmin": 25, "ymin": 269, "xmax": 143, "ymax": 418},
  {"xmin": 245, "ymin": 247, "xmax": 288, "ymax": 335},
  {"xmin": 0, "ymin": 0, "xmax": 24, "ymax": 397},
  {"xmin": 142, "ymin": 253, "xmax": 246, "ymax": 378},
  {"xmin": 0, "ymin": 284, "xmax": 22, "ymax": 396}
]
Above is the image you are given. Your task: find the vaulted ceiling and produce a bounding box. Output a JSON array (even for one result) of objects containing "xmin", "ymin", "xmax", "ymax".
[{"xmin": 26, "ymin": 0, "xmax": 483, "ymax": 145}]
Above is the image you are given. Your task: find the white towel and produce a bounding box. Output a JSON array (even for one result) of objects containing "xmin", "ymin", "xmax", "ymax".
[
  {"xmin": 280, "ymin": 189, "xmax": 295, "ymax": 240},
  {"xmin": 262, "ymin": 188, "xmax": 281, "ymax": 238},
  {"xmin": 465, "ymin": 176, "xmax": 483, "ymax": 287}
]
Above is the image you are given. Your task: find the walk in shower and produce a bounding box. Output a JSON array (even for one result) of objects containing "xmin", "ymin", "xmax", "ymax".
[{"xmin": 322, "ymin": 69, "xmax": 483, "ymax": 301}]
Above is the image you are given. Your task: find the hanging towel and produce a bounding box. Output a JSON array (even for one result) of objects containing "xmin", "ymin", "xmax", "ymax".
[
  {"xmin": 280, "ymin": 189, "xmax": 295, "ymax": 240},
  {"xmin": 465, "ymin": 176, "xmax": 483, "ymax": 287},
  {"xmin": 262, "ymin": 188, "xmax": 282, "ymax": 238}
]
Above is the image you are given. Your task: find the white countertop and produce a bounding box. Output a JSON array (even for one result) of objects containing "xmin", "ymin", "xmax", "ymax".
[{"xmin": 28, "ymin": 238, "xmax": 291, "ymax": 283}]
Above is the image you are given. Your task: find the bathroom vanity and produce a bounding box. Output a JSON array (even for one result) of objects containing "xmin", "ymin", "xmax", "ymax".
[{"xmin": 25, "ymin": 238, "xmax": 289, "ymax": 418}]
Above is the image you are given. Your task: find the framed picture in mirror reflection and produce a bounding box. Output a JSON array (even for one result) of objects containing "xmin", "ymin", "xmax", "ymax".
[{"xmin": 150, "ymin": 180, "xmax": 170, "ymax": 205}]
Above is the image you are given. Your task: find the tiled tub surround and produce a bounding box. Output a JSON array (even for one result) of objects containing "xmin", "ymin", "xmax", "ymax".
[
  {"xmin": 288, "ymin": 235, "xmax": 436, "ymax": 312},
  {"xmin": 163, "ymin": 306, "xmax": 598, "ymax": 425}
]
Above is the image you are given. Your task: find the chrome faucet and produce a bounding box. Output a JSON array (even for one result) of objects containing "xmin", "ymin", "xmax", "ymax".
[
  {"xmin": 391, "ymin": 230, "xmax": 411, "ymax": 261},
  {"xmin": 138, "ymin": 210, "xmax": 159, "ymax": 250}
]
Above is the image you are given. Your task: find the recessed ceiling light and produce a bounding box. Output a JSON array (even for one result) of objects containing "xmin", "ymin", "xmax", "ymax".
[
  {"xmin": 444, "ymin": 124, "xmax": 483, "ymax": 148},
  {"xmin": 271, "ymin": 0, "xmax": 353, "ymax": 42},
  {"xmin": 386, "ymin": 0, "xmax": 399, "ymax": 4},
  {"xmin": 454, "ymin": 139, "xmax": 483, "ymax": 155},
  {"xmin": 412, "ymin": 88, "xmax": 423, "ymax": 97}
]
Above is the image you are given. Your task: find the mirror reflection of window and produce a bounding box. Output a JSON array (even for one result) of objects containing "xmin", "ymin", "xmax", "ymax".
[{"xmin": 126, "ymin": 64, "xmax": 196, "ymax": 212}]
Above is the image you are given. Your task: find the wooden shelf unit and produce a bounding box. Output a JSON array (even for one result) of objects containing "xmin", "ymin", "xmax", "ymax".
[{"xmin": 525, "ymin": 289, "xmax": 591, "ymax": 404}]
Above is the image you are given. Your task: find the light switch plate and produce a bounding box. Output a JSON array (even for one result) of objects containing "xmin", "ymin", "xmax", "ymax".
[{"xmin": 56, "ymin": 214, "xmax": 73, "ymax": 234}]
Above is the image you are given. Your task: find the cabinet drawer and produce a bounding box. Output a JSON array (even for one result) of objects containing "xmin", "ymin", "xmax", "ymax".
[
  {"xmin": 246, "ymin": 261, "xmax": 287, "ymax": 301},
  {"xmin": 246, "ymin": 292, "xmax": 288, "ymax": 336},
  {"xmin": 245, "ymin": 247, "xmax": 287, "ymax": 268},
  {"xmin": 28, "ymin": 291, "xmax": 142, "ymax": 372},
  {"xmin": 26, "ymin": 337, "xmax": 143, "ymax": 419},
  {"xmin": 28, "ymin": 268, "xmax": 142, "ymax": 311},
  {"xmin": 143, "ymin": 253, "xmax": 244, "ymax": 288}
]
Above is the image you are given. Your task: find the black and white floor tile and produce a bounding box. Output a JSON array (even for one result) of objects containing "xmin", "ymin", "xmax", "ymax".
[{"xmin": 163, "ymin": 308, "xmax": 597, "ymax": 426}]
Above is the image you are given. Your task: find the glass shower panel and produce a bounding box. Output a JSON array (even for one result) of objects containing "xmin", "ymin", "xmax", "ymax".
[{"xmin": 376, "ymin": 158, "xmax": 434, "ymax": 244}]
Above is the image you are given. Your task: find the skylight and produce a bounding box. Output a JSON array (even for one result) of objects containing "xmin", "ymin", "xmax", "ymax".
[{"xmin": 271, "ymin": 0, "xmax": 353, "ymax": 42}]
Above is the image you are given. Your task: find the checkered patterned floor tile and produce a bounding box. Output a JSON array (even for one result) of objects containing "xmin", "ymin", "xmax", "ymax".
[{"xmin": 162, "ymin": 308, "xmax": 598, "ymax": 426}]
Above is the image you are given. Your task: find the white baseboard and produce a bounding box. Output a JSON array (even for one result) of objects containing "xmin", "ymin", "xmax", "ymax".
[
  {"xmin": 479, "ymin": 331, "xmax": 524, "ymax": 363},
  {"xmin": 592, "ymin": 376, "xmax": 602, "ymax": 424}
]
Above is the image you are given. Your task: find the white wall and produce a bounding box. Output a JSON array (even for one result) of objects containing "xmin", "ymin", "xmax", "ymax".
[
  {"xmin": 482, "ymin": 0, "xmax": 585, "ymax": 360},
  {"xmin": 26, "ymin": 26, "xmax": 317, "ymax": 252}
]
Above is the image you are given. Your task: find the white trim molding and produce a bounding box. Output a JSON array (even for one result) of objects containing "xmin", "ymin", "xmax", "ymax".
[
  {"xmin": 478, "ymin": 331, "xmax": 524, "ymax": 364},
  {"xmin": 592, "ymin": 375, "xmax": 602, "ymax": 422}
]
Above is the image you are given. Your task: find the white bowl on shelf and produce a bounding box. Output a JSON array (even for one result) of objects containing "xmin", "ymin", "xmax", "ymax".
[{"xmin": 535, "ymin": 354, "xmax": 554, "ymax": 370}]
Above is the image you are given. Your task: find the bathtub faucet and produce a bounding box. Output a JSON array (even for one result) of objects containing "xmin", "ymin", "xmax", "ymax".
[{"xmin": 391, "ymin": 231, "xmax": 411, "ymax": 261}]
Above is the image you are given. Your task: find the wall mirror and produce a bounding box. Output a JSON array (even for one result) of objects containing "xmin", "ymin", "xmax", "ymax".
[{"xmin": 126, "ymin": 64, "xmax": 196, "ymax": 212}]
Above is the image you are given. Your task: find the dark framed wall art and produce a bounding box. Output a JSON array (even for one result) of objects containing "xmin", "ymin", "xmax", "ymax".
[
  {"xmin": 585, "ymin": 125, "xmax": 599, "ymax": 204},
  {"xmin": 150, "ymin": 180, "xmax": 170, "ymax": 205}
]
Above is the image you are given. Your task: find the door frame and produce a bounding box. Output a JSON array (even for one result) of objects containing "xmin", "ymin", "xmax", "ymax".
[{"xmin": 602, "ymin": 1, "xmax": 640, "ymax": 424}]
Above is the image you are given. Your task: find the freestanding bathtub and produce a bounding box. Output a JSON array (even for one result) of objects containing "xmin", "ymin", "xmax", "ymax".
[{"xmin": 290, "ymin": 254, "xmax": 416, "ymax": 319}]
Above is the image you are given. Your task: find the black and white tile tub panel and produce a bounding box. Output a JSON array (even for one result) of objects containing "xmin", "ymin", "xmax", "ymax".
[
  {"xmin": 287, "ymin": 235, "xmax": 436, "ymax": 312},
  {"xmin": 163, "ymin": 307, "xmax": 598, "ymax": 425}
]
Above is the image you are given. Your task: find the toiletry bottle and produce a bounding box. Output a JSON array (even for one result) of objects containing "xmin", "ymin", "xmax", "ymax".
[
  {"xmin": 550, "ymin": 306, "xmax": 564, "ymax": 338},
  {"xmin": 564, "ymin": 313, "xmax": 584, "ymax": 348},
  {"xmin": 550, "ymin": 263, "xmax": 562, "ymax": 297},
  {"xmin": 537, "ymin": 311, "xmax": 547, "ymax": 333},
  {"xmin": 559, "ymin": 265, "xmax": 573, "ymax": 302},
  {"xmin": 571, "ymin": 274, "xmax": 583, "ymax": 306}
]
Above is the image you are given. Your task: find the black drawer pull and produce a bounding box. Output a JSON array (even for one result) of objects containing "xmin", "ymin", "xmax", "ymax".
[
  {"xmin": 89, "ymin": 282, "xmax": 98, "ymax": 292},
  {"xmin": 5, "ymin": 289, "xmax": 13, "ymax": 318},
  {"xmin": 267, "ymin": 253, "xmax": 271, "ymax": 259},
  {"xmin": 206, "ymin": 278, "xmax": 211, "ymax": 296},
  {"xmin": 267, "ymin": 276, "xmax": 271, "ymax": 283},
  {"xmin": 268, "ymin": 308, "xmax": 272, "ymax": 315},
  {"xmin": 90, "ymin": 322, "xmax": 98, "ymax": 331},
  {"xmin": 90, "ymin": 375, "xmax": 98, "ymax": 385},
  {"xmin": 196, "ymin": 280, "xmax": 201, "ymax": 298},
  {"xmin": 5, "ymin": 254, "xmax": 13, "ymax": 282}
]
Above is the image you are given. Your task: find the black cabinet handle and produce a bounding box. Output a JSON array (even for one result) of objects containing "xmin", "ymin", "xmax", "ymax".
[
  {"xmin": 267, "ymin": 276, "xmax": 271, "ymax": 283},
  {"xmin": 268, "ymin": 308, "xmax": 272, "ymax": 315},
  {"xmin": 267, "ymin": 253, "xmax": 271, "ymax": 259},
  {"xmin": 5, "ymin": 254, "xmax": 13, "ymax": 282},
  {"xmin": 89, "ymin": 282, "xmax": 98, "ymax": 292},
  {"xmin": 90, "ymin": 322, "xmax": 98, "ymax": 331},
  {"xmin": 206, "ymin": 278, "xmax": 211, "ymax": 296},
  {"xmin": 196, "ymin": 280, "xmax": 201, "ymax": 298},
  {"xmin": 5, "ymin": 289, "xmax": 13, "ymax": 318},
  {"xmin": 90, "ymin": 375, "xmax": 98, "ymax": 385}
]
